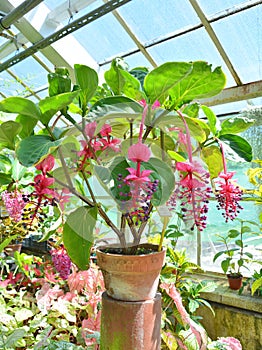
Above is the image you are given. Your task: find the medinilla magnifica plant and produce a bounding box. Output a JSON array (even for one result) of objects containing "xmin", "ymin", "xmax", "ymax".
[{"xmin": 0, "ymin": 59, "xmax": 254, "ymax": 269}]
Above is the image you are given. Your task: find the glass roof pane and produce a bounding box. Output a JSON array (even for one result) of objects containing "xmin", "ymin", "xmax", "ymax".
[
  {"xmin": 73, "ymin": 11, "xmax": 137, "ymax": 63},
  {"xmin": 2, "ymin": 56, "xmax": 50, "ymax": 97},
  {"xmin": 212, "ymin": 6, "xmax": 262, "ymax": 83},
  {"xmin": 118, "ymin": 0, "xmax": 200, "ymax": 42},
  {"xmin": 147, "ymin": 27, "xmax": 236, "ymax": 87}
]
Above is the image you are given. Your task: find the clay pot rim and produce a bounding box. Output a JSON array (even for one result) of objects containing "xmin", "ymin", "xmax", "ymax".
[
  {"xmin": 227, "ymin": 273, "xmax": 243, "ymax": 279},
  {"xmin": 96, "ymin": 243, "xmax": 165, "ymax": 258}
]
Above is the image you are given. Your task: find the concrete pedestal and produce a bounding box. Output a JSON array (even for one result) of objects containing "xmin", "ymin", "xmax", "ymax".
[{"xmin": 100, "ymin": 292, "xmax": 161, "ymax": 350}]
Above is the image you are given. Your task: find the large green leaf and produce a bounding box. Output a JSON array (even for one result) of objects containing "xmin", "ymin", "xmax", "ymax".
[
  {"xmin": 0, "ymin": 173, "xmax": 12, "ymax": 185},
  {"xmin": 38, "ymin": 91, "xmax": 79, "ymax": 125},
  {"xmin": 219, "ymin": 134, "xmax": 253, "ymax": 162},
  {"xmin": 63, "ymin": 206, "xmax": 97, "ymax": 270},
  {"xmin": 168, "ymin": 61, "xmax": 226, "ymax": 108},
  {"xmin": 104, "ymin": 58, "xmax": 127, "ymax": 94},
  {"xmin": 144, "ymin": 157, "xmax": 175, "ymax": 206},
  {"xmin": 0, "ymin": 96, "xmax": 41, "ymax": 119},
  {"xmin": 201, "ymin": 105, "xmax": 220, "ymax": 136},
  {"xmin": 11, "ymin": 158, "xmax": 27, "ymax": 181},
  {"xmin": 201, "ymin": 145, "xmax": 223, "ymax": 179},
  {"xmin": 118, "ymin": 69, "xmax": 144, "ymax": 100},
  {"xmin": 144, "ymin": 61, "xmax": 192, "ymax": 103},
  {"xmin": 15, "ymin": 114, "xmax": 38, "ymax": 138},
  {"xmin": 0, "ymin": 121, "xmax": 22, "ymax": 150},
  {"xmin": 220, "ymin": 116, "xmax": 255, "ymax": 135},
  {"xmin": 16, "ymin": 135, "xmax": 61, "ymax": 167},
  {"xmin": 74, "ymin": 64, "xmax": 98, "ymax": 113},
  {"xmin": 48, "ymin": 67, "xmax": 71, "ymax": 96}
]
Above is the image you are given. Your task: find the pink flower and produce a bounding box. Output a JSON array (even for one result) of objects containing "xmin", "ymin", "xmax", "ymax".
[
  {"xmin": 35, "ymin": 154, "xmax": 55, "ymax": 175},
  {"xmin": 51, "ymin": 246, "xmax": 72, "ymax": 280},
  {"xmin": 124, "ymin": 167, "xmax": 152, "ymax": 185},
  {"xmin": 218, "ymin": 337, "xmax": 242, "ymax": 350},
  {"xmin": 100, "ymin": 137, "xmax": 121, "ymax": 152},
  {"xmin": 82, "ymin": 311, "xmax": 101, "ymax": 347},
  {"xmin": 33, "ymin": 174, "xmax": 56, "ymax": 197},
  {"xmin": 1, "ymin": 190, "xmax": 26, "ymax": 222},
  {"xmin": 127, "ymin": 142, "xmax": 151, "ymax": 162},
  {"xmin": 215, "ymin": 171, "xmax": 243, "ymax": 222},
  {"xmin": 100, "ymin": 123, "xmax": 112, "ymax": 136},
  {"xmin": 84, "ymin": 121, "xmax": 97, "ymax": 139},
  {"xmin": 169, "ymin": 159, "xmax": 211, "ymax": 231}
]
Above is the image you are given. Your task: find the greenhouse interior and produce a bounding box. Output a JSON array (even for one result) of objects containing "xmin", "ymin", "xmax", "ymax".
[{"xmin": 0, "ymin": 0, "xmax": 261, "ymax": 349}]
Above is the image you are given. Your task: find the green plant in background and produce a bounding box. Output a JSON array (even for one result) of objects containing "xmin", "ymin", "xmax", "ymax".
[
  {"xmin": 213, "ymin": 218, "xmax": 260, "ymax": 277},
  {"xmin": 160, "ymin": 247, "xmax": 217, "ymax": 349},
  {"xmin": 239, "ymin": 268, "xmax": 262, "ymax": 296},
  {"xmin": 246, "ymin": 159, "xmax": 262, "ymax": 223},
  {"xmin": 0, "ymin": 251, "xmax": 103, "ymax": 349}
]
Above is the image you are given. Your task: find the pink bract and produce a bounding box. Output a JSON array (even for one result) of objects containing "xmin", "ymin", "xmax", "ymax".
[
  {"xmin": 35, "ymin": 154, "xmax": 55, "ymax": 174},
  {"xmin": 128, "ymin": 142, "xmax": 151, "ymax": 162}
]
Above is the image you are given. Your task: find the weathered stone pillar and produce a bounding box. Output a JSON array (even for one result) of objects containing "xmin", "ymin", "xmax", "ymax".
[{"xmin": 100, "ymin": 292, "xmax": 161, "ymax": 350}]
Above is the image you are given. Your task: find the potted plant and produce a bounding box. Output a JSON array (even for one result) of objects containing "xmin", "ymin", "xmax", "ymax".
[
  {"xmin": 0, "ymin": 59, "xmax": 254, "ymax": 349},
  {"xmin": 213, "ymin": 219, "xmax": 260, "ymax": 290}
]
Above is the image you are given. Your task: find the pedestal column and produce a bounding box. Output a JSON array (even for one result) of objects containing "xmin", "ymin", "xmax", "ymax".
[{"xmin": 100, "ymin": 292, "xmax": 162, "ymax": 350}]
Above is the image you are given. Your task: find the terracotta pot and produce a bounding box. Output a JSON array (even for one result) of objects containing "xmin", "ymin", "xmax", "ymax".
[
  {"xmin": 4, "ymin": 243, "xmax": 22, "ymax": 257},
  {"xmin": 96, "ymin": 243, "xmax": 166, "ymax": 301},
  {"xmin": 227, "ymin": 274, "xmax": 243, "ymax": 290}
]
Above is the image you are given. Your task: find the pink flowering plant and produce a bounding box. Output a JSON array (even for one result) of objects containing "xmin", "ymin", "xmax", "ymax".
[{"xmin": 0, "ymin": 59, "xmax": 254, "ymax": 269}]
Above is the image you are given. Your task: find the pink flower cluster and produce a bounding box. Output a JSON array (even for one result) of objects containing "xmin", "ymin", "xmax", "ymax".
[
  {"xmin": 168, "ymin": 159, "xmax": 212, "ymax": 231},
  {"xmin": 215, "ymin": 171, "xmax": 243, "ymax": 222},
  {"xmin": 77, "ymin": 121, "xmax": 121, "ymax": 171},
  {"xmin": 1, "ymin": 190, "xmax": 25, "ymax": 222},
  {"xmin": 119, "ymin": 142, "xmax": 158, "ymax": 225},
  {"xmin": 51, "ymin": 245, "xmax": 72, "ymax": 280}
]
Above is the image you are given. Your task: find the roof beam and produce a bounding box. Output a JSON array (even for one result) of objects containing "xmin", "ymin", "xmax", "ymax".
[
  {"xmin": 0, "ymin": 0, "xmax": 43, "ymax": 33},
  {"xmin": 189, "ymin": 0, "xmax": 242, "ymax": 86},
  {"xmin": 0, "ymin": 0, "xmax": 132, "ymax": 73},
  {"xmin": 198, "ymin": 80, "xmax": 262, "ymax": 106}
]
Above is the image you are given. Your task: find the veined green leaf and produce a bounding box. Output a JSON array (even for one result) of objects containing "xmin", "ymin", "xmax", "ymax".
[
  {"xmin": 38, "ymin": 91, "xmax": 79, "ymax": 125},
  {"xmin": 168, "ymin": 61, "xmax": 226, "ymax": 108},
  {"xmin": 220, "ymin": 116, "xmax": 255, "ymax": 135},
  {"xmin": 201, "ymin": 145, "xmax": 223, "ymax": 179},
  {"xmin": 145, "ymin": 157, "xmax": 175, "ymax": 206},
  {"xmin": 63, "ymin": 206, "xmax": 97, "ymax": 270},
  {"xmin": 17, "ymin": 135, "xmax": 61, "ymax": 167},
  {"xmin": 0, "ymin": 121, "xmax": 22, "ymax": 150},
  {"xmin": 144, "ymin": 61, "xmax": 192, "ymax": 104},
  {"xmin": 0, "ymin": 96, "xmax": 41, "ymax": 119},
  {"xmin": 74, "ymin": 64, "xmax": 98, "ymax": 112},
  {"xmin": 201, "ymin": 105, "xmax": 220, "ymax": 135},
  {"xmin": 219, "ymin": 134, "xmax": 253, "ymax": 162}
]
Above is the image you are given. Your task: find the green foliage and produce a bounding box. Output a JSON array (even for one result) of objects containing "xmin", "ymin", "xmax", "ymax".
[
  {"xmin": 63, "ymin": 206, "xmax": 97, "ymax": 270},
  {"xmin": 213, "ymin": 219, "xmax": 261, "ymax": 276},
  {"xmin": 0, "ymin": 58, "xmax": 254, "ymax": 269},
  {"xmin": 160, "ymin": 247, "xmax": 217, "ymax": 349}
]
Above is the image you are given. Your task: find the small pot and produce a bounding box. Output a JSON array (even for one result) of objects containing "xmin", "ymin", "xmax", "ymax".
[
  {"xmin": 227, "ymin": 274, "xmax": 243, "ymax": 290},
  {"xmin": 96, "ymin": 243, "xmax": 166, "ymax": 301},
  {"xmin": 4, "ymin": 243, "xmax": 22, "ymax": 257}
]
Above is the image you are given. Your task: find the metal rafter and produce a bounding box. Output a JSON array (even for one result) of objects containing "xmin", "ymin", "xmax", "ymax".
[
  {"xmin": 199, "ymin": 80, "xmax": 262, "ymax": 106},
  {"xmin": 0, "ymin": 0, "xmax": 43, "ymax": 33},
  {"xmin": 0, "ymin": 0, "xmax": 132, "ymax": 73},
  {"xmin": 188, "ymin": 0, "xmax": 242, "ymax": 85}
]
